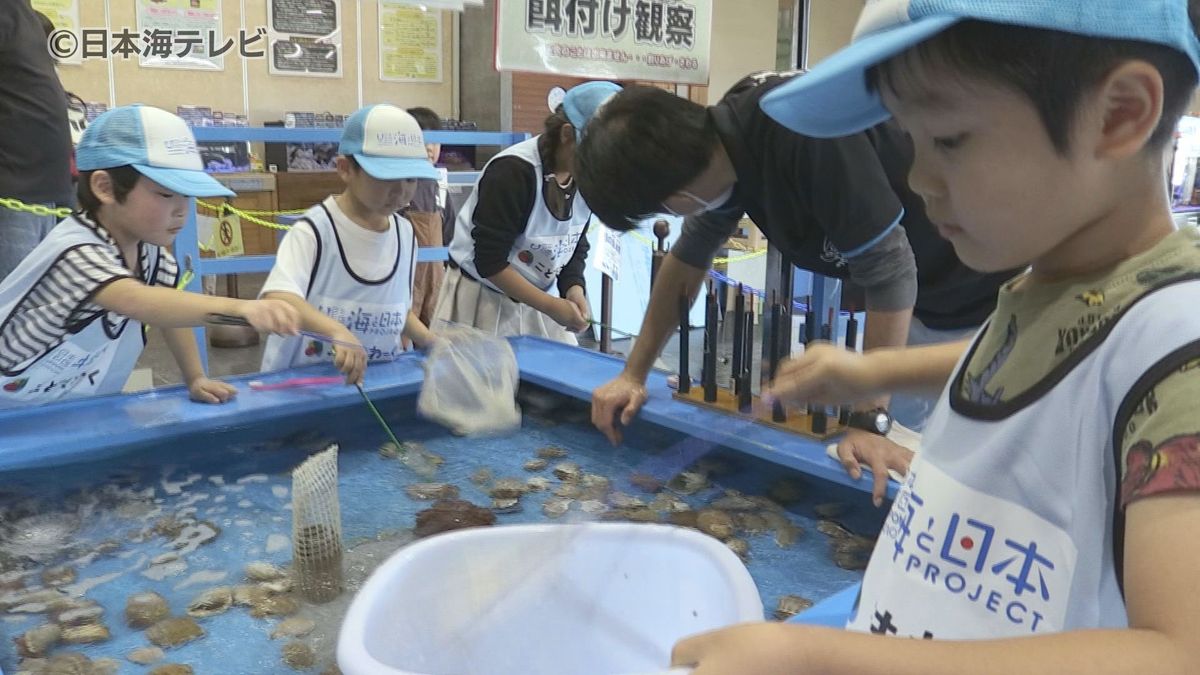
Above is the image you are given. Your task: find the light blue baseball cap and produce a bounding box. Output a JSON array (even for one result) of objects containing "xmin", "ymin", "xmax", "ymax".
[
  {"xmin": 563, "ymin": 81, "xmax": 622, "ymax": 139},
  {"xmin": 760, "ymin": 0, "xmax": 1200, "ymax": 139},
  {"xmin": 76, "ymin": 105, "xmax": 234, "ymax": 197},
  {"xmin": 339, "ymin": 105, "xmax": 440, "ymax": 181}
]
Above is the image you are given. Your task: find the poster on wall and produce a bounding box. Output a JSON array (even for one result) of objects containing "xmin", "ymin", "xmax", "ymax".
[
  {"xmin": 268, "ymin": 0, "xmax": 343, "ymax": 78},
  {"xmin": 31, "ymin": 0, "xmax": 81, "ymax": 66},
  {"xmin": 135, "ymin": 0, "xmax": 224, "ymax": 71},
  {"xmin": 495, "ymin": 0, "xmax": 712, "ymax": 85},
  {"xmin": 378, "ymin": 1, "xmax": 443, "ymax": 82}
]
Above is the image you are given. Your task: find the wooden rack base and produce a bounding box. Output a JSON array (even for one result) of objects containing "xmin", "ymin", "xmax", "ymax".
[{"xmin": 673, "ymin": 387, "xmax": 843, "ymax": 441}]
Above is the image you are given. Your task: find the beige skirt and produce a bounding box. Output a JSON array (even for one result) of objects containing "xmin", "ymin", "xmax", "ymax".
[{"xmin": 431, "ymin": 267, "xmax": 578, "ymax": 345}]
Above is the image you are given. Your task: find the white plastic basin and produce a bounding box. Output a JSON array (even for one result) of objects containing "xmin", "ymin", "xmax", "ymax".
[{"xmin": 338, "ymin": 523, "xmax": 763, "ymax": 675}]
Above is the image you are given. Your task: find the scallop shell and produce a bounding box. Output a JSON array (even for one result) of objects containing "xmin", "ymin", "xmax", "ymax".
[
  {"xmin": 36, "ymin": 652, "xmax": 92, "ymax": 675},
  {"xmin": 146, "ymin": 617, "xmax": 204, "ymax": 648},
  {"xmin": 282, "ymin": 641, "xmax": 316, "ymax": 669},
  {"xmin": 260, "ymin": 578, "xmax": 294, "ymax": 594},
  {"xmin": 542, "ymin": 498, "xmax": 572, "ymax": 518},
  {"xmin": 125, "ymin": 591, "xmax": 170, "ymax": 629},
  {"xmin": 552, "ymin": 483, "xmax": 582, "ymax": 499},
  {"xmin": 405, "ymin": 483, "xmax": 460, "ymax": 501},
  {"xmin": 551, "ymin": 462, "xmax": 581, "ymax": 482},
  {"xmin": 60, "ymin": 622, "xmax": 111, "ymax": 645},
  {"xmin": 54, "ymin": 603, "xmax": 104, "ymax": 627},
  {"xmin": 816, "ymin": 519, "xmax": 854, "ymax": 539},
  {"xmin": 725, "ymin": 538, "xmax": 750, "ymax": 561},
  {"xmin": 525, "ymin": 476, "xmax": 551, "ymax": 492},
  {"xmin": 774, "ymin": 523, "xmax": 800, "ymax": 549},
  {"xmin": 666, "ymin": 471, "xmax": 708, "ymax": 495},
  {"xmin": 488, "ymin": 479, "xmax": 526, "ymax": 500},
  {"xmin": 579, "ymin": 500, "xmax": 608, "ymax": 514},
  {"xmin": 233, "ymin": 584, "xmax": 271, "ymax": 607},
  {"xmin": 39, "ymin": 565, "xmax": 76, "ymax": 587},
  {"xmin": 469, "ymin": 468, "xmax": 493, "ymax": 486},
  {"xmin": 696, "ymin": 509, "xmax": 736, "ymax": 540},
  {"xmin": 628, "ymin": 473, "xmax": 664, "ymax": 494},
  {"xmin": 270, "ymin": 617, "xmax": 316, "ymax": 639},
  {"xmin": 250, "ymin": 594, "xmax": 299, "ymax": 618},
  {"xmin": 607, "ymin": 492, "xmax": 645, "ymax": 509},
  {"xmin": 536, "ymin": 445, "xmax": 568, "ymax": 459},
  {"xmin": 128, "ymin": 646, "xmax": 165, "ymax": 665},
  {"xmin": 773, "ymin": 594, "xmax": 813, "ymax": 621},
  {"xmin": 710, "ymin": 492, "xmax": 758, "ymax": 512},
  {"xmin": 523, "ymin": 458, "xmax": 548, "ymax": 472},
  {"xmin": 186, "ymin": 587, "xmax": 233, "ymax": 618},
  {"xmin": 14, "ymin": 623, "xmax": 61, "ymax": 658},
  {"xmin": 490, "ymin": 498, "xmax": 522, "ymax": 514},
  {"xmin": 244, "ymin": 561, "xmax": 288, "ymax": 582}
]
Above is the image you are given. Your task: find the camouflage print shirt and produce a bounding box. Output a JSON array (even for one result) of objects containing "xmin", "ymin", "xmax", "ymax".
[{"xmin": 958, "ymin": 226, "xmax": 1200, "ymax": 508}]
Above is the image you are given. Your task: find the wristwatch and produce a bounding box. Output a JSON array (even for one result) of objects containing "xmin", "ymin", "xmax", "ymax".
[{"xmin": 846, "ymin": 408, "xmax": 893, "ymax": 436}]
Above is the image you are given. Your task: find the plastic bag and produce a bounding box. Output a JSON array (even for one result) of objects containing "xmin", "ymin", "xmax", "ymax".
[{"xmin": 418, "ymin": 326, "xmax": 521, "ymax": 435}]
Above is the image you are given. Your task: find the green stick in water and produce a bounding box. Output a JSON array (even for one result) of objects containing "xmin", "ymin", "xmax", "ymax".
[{"xmin": 356, "ymin": 382, "xmax": 405, "ymax": 451}]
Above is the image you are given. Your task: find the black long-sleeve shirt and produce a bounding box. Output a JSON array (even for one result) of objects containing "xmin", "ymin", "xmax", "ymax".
[{"xmin": 468, "ymin": 156, "xmax": 590, "ymax": 296}]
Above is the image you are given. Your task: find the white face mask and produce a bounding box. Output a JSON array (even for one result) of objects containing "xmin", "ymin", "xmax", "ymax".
[{"xmin": 663, "ymin": 184, "xmax": 735, "ymax": 217}]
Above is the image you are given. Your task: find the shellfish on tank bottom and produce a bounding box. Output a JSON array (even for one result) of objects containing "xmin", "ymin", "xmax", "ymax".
[
  {"xmin": 128, "ymin": 646, "xmax": 166, "ymax": 665},
  {"xmin": 283, "ymin": 641, "xmax": 317, "ymax": 669},
  {"xmin": 186, "ymin": 587, "xmax": 233, "ymax": 618},
  {"xmin": 125, "ymin": 591, "xmax": 170, "ymax": 629},
  {"xmin": 271, "ymin": 616, "xmax": 316, "ymax": 639},
  {"xmin": 146, "ymin": 617, "xmax": 204, "ymax": 648},
  {"xmin": 244, "ymin": 561, "xmax": 288, "ymax": 582},
  {"xmin": 60, "ymin": 623, "xmax": 111, "ymax": 645}
]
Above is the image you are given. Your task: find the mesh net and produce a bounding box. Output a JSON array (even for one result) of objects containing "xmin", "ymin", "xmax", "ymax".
[
  {"xmin": 417, "ymin": 326, "xmax": 521, "ymax": 436},
  {"xmin": 291, "ymin": 444, "xmax": 343, "ymax": 603}
]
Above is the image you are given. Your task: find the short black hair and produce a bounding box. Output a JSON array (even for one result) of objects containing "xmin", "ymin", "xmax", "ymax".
[
  {"xmin": 870, "ymin": 12, "xmax": 1200, "ymax": 154},
  {"xmin": 77, "ymin": 166, "xmax": 141, "ymax": 221},
  {"xmin": 407, "ymin": 107, "xmax": 442, "ymax": 131},
  {"xmin": 574, "ymin": 86, "xmax": 719, "ymax": 230}
]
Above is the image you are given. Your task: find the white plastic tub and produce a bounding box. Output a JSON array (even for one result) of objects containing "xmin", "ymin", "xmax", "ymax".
[{"xmin": 338, "ymin": 523, "xmax": 763, "ymax": 675}]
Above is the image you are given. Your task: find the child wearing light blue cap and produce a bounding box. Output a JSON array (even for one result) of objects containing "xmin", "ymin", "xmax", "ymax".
[
  {"xmin": 0, "ymin": 104, "xmax": 300, "ymax": 408},
  {"xmin": 260, "ymin": 104, "xmax": 440, "ymax": 383},
  {"xmin": 673, "ymin": 1, "xmax": 1200, "ymax": 673},
  {"xmin": 435, "ymin": 81, "xmax": 620, "ymax": 344}
]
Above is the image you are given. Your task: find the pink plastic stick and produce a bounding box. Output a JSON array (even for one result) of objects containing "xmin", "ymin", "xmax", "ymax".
[{"xmin": 249, "ymin": 376, "xmax": 345, "ymax": 391}]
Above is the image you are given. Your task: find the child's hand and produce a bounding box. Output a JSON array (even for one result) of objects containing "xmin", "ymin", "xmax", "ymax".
[
  {"xmin": 835, "ymin": 429, "xmax": 913, "ymax": 507},
  {"xmin": 672, "ymin": 622, "xmax": 815, "ymax": 675},
  {"xmin": 331, "ymin": 329, "xmax": 367, "ymax": 386},
  {"xmin": 764, "ymin": 342, "xmax": 885, "ymax": 407},
  {"xmin": 238, "ymin": 298, "xmax": 301, "ymax": 336},
  {"xmin": 547, "ymin": 297, "xmax": 589, "ymax": 333},
  {"xmin": 188, "ymin": 377, "xmax": 238, "ymax": 404},
  {"xmin": 565, "ymin": 286, "xmax": 591, "ymax": 325}
]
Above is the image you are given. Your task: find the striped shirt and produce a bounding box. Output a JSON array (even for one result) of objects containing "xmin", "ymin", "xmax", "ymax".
[{"xmin": 0, "ymin": 214, "xmax": 178, "ymax": 373}]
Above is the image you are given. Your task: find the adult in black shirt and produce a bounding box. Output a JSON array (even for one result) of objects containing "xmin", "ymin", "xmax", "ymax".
[
  {"xmin": 577, "ymin": 72, "xmax": 1018, "ymax": 445},
  {"xmin": 0, "ymin": 0, "xmax": 73, "ymax": 282}
]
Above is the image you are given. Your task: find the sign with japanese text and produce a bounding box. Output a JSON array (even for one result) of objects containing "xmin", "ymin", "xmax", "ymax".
[
  {"xmin": 135, "ymin": 0, "xmax": 224, "ymax": 71},
  {"xmin": 269, "ymin": 0, "xmax": 343, "ymax": 78},
  {"xmin": 495, "ymin": 0, "xmax": 711, "ymax": 85},
  {"xmin": 591, "ymin": 223, "xmax": 622, "ymax": 281},
  {"xmin": 379, "ymin": 1, "xmax": 443, "ymax": 82}
]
